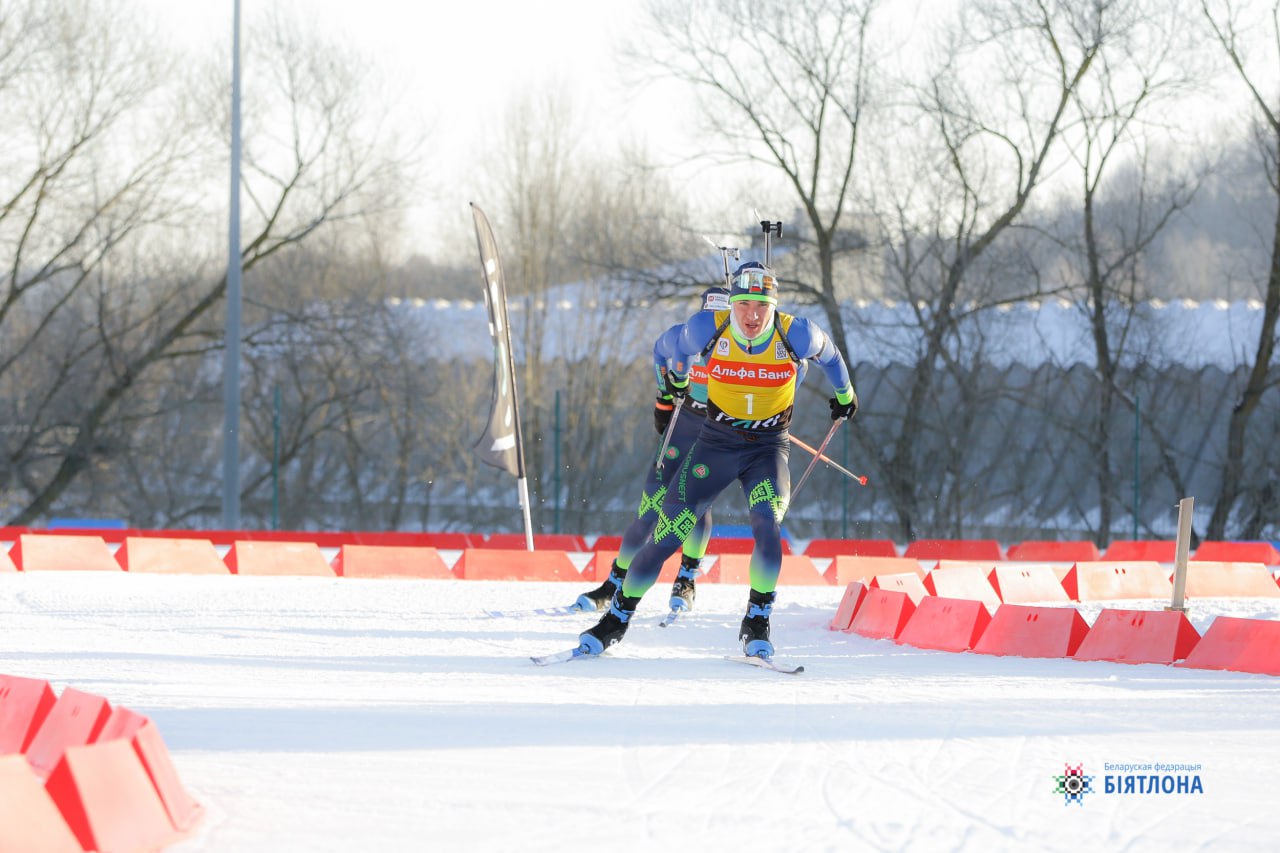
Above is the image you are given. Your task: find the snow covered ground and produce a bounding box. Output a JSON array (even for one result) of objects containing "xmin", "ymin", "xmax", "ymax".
[{"xmin": 3, "ymin": 570, "xmax": 1279, "ymax": 852}]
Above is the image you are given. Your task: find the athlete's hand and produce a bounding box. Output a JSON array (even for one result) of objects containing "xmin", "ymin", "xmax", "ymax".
[
  {"xmin": 654, "ymin": 397, "xmax": 674, "ymax": 434},
  {"xmin": 829, "ymin": 395, "xmax": 857, "ymax": 421},
  {"xmin": 664, "ymin": 373, "xmax": 689, "ymax": 401}
]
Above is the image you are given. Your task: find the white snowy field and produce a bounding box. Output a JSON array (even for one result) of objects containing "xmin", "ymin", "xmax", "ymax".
[{"xmin": 3, "ymin": 571, "xmax": 1280, "ymax": 852}]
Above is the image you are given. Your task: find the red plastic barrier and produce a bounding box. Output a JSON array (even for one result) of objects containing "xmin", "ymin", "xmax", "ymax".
[
  {"xmin": 453, "ymin": 548, "xmax": 580, "ymax": 581},
  {"xmin": 711, "ymin": 554, "xmax": 827, "ymax": 585},
  {"xmin": 903, "ymin": 539, "xmax": 1003, "ymax": 561},
  {"xmin": 481, "ymin": 533, "xmax": 588, "ymax": 551},
  {"xmin": 44, "ymin": 740, "xmax": 179, "ymax": 852},
  {"xmin": 224, "ymin": 541, "xmax": 335, "ymax": 577},
  {"xmin": 0, "ymin": 754, "xmax": 81, "ymax": 852},
  {"xmin": 117, "ymin": 537, "xmax": 229, "ymax": 575},
  {"xmin": 868, "ymin": 572, "xmax": 928, "ymax": 604},
  {"xmin": 1192, "ymin": 541, "xmax": 1280, "ymax": 565},
  {"xmin": 10, "ymin": 534, "xmax": 119, "ymax": 572},
  {"xmin": 1176, "ymin": 616, "xmax": 1280, "ymax": 676},
  {"xmin": 131, "ymin": 720, "xmax": 204, "ymax": 832},
  {"xmin": 972, "ymin": 604, "xmax": 1091, "ymax": 658},
  {"xmin": 829, "ymin": 581, "xmax": 868, "ymax": 631},
  {"xmin": 987, "ymin": 565, "xmax": 1070, "ymax": 604},
  {"xmin": 1181, "ymin": 562, "xmax": 1280, "ymax": 598},
  {"xmin": 0, "ymin": 674, "xmax": 57, "ymax": 755},
  {"xmin": 847, "ymin": 589, "xmax": 916, "ymax": 640},
  {"xmin": 0, "ymin": 546, "xmax": 15, "ymax": 572},
  {"xmin": 828, "ymin": 556, "xmax": 925, "ymax": 586},
  {"xmin": 1061, "ymin": 561, "xmax": 1172, "ymax": 601},
  {"xmin": 896, "ymin": 596, "xmax": 992, "ymax": 652},
  {"xmin": 331, "ymin": 545, "xmax": 454, "ymax": 579},
  {"xmin": 581, "ymin": 551, "xmax": 684, "ymax": 584},
  {"xmin": 24, "ymin": 687, "xmax": 112, "ymax": 777},
  {"xmin": 804, "ymin": 538, "xmax": 898, "ymax": 558},
  {"xmin": 1071, "ymin": 608, "xmax": 1201, "ymax": 665},
  {"xmin": 923, "ymin": 563, "xmax": 1002, "ymax": 610},
  {"xmin": 1101, "ymin": 540, "xmax": 1176, "ymax": 561},
  {"xmin": 591, "ymin": 536, "xmax": 624, "ymax": 551},
  {"xmin": 97, "ymin": 707, "xmax": 150, "ymax": 744},
  {"xmin": 1006, "ymin": 540, "xmax": 1101, "ymax": 562}
]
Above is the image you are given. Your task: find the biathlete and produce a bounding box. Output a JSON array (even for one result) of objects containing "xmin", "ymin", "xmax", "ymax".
[{"xmin": 575, "ymin": 261, "xmax": 857, "ymax": 659}]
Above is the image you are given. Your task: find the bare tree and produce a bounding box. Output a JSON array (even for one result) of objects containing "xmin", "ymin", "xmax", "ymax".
[
  {"xmin": 1200, "ymin": 0, "xmax": 1280, "ymax": 539},
  {"xmin": 866, "ymin": 0, "xmax": 1109, "ymax": 539},
  {"xmin": 1, "ymin": 4, "xmax": 418, "ymax": 525},
  {"xmin": 636, "ymin": 0, "xmax": 883, "ymax": 358}
]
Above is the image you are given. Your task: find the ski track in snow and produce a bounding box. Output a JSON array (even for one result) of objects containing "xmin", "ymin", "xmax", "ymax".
[{"xmin": 2, "ymin": 572, "xmax": 1279, "ymax": 852}]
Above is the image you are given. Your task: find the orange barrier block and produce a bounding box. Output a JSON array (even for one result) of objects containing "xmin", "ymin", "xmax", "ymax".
[
  {"xmin": 848, "ymin": 589, "xmax": 916, "ymax": 640},
  {"xmin": 1181, "ymin": 562, "xmax": 1280, "ymax": 598},
  {"xmin": 0, "ymin": 546, "xmax": 15, "ymax": 572},
  {"xmin": 1191, "ymin": 541, "xmax": 1280, "ymax": 565},
  {"xmin": 582, "ymin": 551, "xmax": 684, "ymax": 584},
  {"xmin": 1006, "ymin": 540, "xmax": 1101, "ymax": 562},
  {"xmin": 0, "ymin": 674, "xmax": 57, "ymax": 755},
  {"xmin": 1061, "ymin": 561, "xmax": 1171, "ymax": 601},
  {"xmin": 482, "ymin": 533, "xmax": 588, "ymax": 551},
  {"xmin": 972, "ymin": 604, "xmax": 1091, "ymax": 658},
  {"xmin": 869, "ymin": 572, "xmax": 928, "ymax": 604},
  {"xmin": 24, "ymin": 687, "xmax": 111, "ymax": 777},
  {"xmin": 1072, "ymin": 608, "xmax": 1200, "ymax": 665},
  {"xmin": 829, "ymin": 581, "xmax": 868, "ymax": 631},
  {"xmin": 804, "ymin": 538, "xmax": 898, "ymax": 558},
  {"xmin": 97, "ymin": 707, "xmax": 150, "ymax": 744},
  {"xmin": 1176, "ymin": 616, "xmax": 1280, "ymax": 676},
  {"xmin": 454, "ymin": 548, "xmax": 580, "ymax": 581},
  {"xmin": 44, "ymin": 740, "xmax": 179, "ymax": 852},
  {"xmin": 828, "ymin": 555, "xmax": 925, "ymax": 586},
  {"xmin": 1101, "ymin": 540, "xmax": 1176, "ymax": 561},
  {"xmin": 923, "ymin": 563, "xmax": 1002, "ymax": 610},
  {"xmin": 131, "ymin": 720, "xmax": 204, "ymax": 832},
  {"xmin": 224, "ymin": 541, "xmax": 335, "ymax": 577},
  {"xmin": 10, "ymin": 534, "xmax": 119, "ymax": 572},
  {"xmin": 0, "ymin": 755, "xmax": 81, "ymax": 852},
  {"xmin": 987, "ymin": 565, "xmax": 1070, "ymax": 604},
  {"xmin": 332, "ymin": 545, "xmax": 454, "ymax": 579},
  {"xmin": 903, "ymin": 539, "xmax": 1003, "ymax": 561},
  {"xmin": 896, "ymin": 596, "xmax": 992, "ymax": 652},
  {"xmin": 711, "ymin": 554, "xmax": 827, "ymax": 585},
  {"xmin": 117, "ymin": 536, "xmax": 229, "ymax": 574}
]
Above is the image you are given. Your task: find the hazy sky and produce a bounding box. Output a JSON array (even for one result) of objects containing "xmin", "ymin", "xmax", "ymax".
[{"xmin": 137, "ymin": 0, "xmax": 699, "ymax": 259}]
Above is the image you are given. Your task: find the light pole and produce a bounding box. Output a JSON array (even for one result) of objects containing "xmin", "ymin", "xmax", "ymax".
[{"xmin": 221, "ymin": 0, "xmax": 243, "ymax": 528}]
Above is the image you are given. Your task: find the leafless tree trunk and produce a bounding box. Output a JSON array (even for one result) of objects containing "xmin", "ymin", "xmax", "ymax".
[{"xmin": 1201, "ymin": 0, "xmax": 1280, "ymax": 539}]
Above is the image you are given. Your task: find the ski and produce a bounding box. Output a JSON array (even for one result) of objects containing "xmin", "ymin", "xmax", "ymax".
[
  {"xmin": 724, "ymin": 655, "xmax": 805, "ymax": 675},
  {"xmin": 482, "ymin": 605, "xmax": 581, "ymax": 619},
  {"xmin": 659, "ymin": 609, "xmax": 683, "ymax": 627},
  {"xmin": 531, "ymin": 647, "xmax": 592, "ymax": 666}
]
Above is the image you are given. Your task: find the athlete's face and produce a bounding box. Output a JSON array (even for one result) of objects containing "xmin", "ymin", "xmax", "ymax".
[{"xmin": 732, "ymin": 300, "xmax": 774, "ymax": 338}]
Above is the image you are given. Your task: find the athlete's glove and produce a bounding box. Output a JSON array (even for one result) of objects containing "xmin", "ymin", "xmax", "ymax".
[
  {"xmin": 829, "ymin": 394, "xmax": 858, "ymax": 421},
  {"xmin": 654, "ymin": 396, "xmax": 675, "ymax": 434},
  {"xmin": 663, "ymin": 373, "xmax": 690, "ymax": 402}
]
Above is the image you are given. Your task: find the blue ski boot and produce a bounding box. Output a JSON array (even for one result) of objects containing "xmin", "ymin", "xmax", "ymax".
[
  {"xmin": 739, "ymin": 589, "xmax": 776, "ymax": 658},
  {"xmin": 578, "ymin": 592, "xmax": 639, "ymax": 655},
  {"xmin": 574, "ymin": 562, "xmax": 626, "ymax": 612},
  {"xmin": 668, "ymin": 556, "xmax": 700, "ymax": 613}
]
